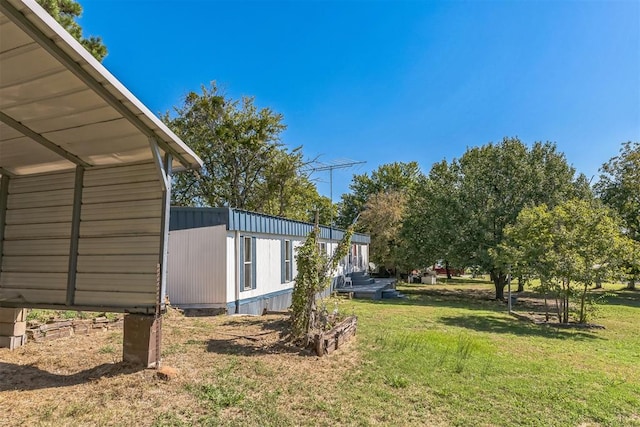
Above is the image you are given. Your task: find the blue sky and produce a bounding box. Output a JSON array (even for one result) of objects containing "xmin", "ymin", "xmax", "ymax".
[{"xmin": 79, "ymin": 0, "xmax": 639, "ymax": 200}]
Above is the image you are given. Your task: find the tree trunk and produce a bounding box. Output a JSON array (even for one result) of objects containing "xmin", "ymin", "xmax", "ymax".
[
  {"xmin": 517, "ymin": 276, "xmax": 525, "ymax": 293},
  {"xmin": 490, "ymin": 269, "xmax": 507, "ymax": 300},
  {"xmin": 445, "ymin": 260, "xmax": 452, "ymax": 280},
  {"xmin": 554, "ymin": 296, "xmax": 562, "ymax": 323},
  {"xmin": 628, "ymin": 277, "xmax": 636, "ymax": 290},
  {"xmin": 579, "ymin": 283, "xmax": 588, "ymax": 323},
  {"xmin": 543, "ymin": 294, "xmax": 550, "ymax": 321},
  {"xmin": 563, "ymin": 279, "xmax": 570, "ymax": 324}
]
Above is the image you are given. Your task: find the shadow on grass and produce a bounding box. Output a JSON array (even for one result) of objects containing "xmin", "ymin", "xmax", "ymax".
[
  {"xmin": 430, "ymin": 277, "xmax": 494, "ymax": 285},
  {"xmin": 354, "ymin": 287, "xmax": 603, "ymax": 340},
  {"xmin": 438, "ymin": 314, "xmax": 602, "ymax": 340},
  {"xmin": 220, "ymin": 317, "xmax": 290, "ymax": 332},
  {"xmin": 206, "ymin": 317, "xmax": 312, "ymax": 357},
  {"xmin": 373, "ymin": 286, "xmax": 591, "ymax": 315},
  {"xmin": 360, "ymin": 287, "xmax": 507, "ymax": 312},
  {"xmin": 205, "ymin": 338, "xmax": 309, "ymax": 357},
  {"xmin": 598, "ymin": 288, "xmax": 640, "ymax": 308},
  {"xmin": 0, "ymin": 361, "xmax": 142, "ymax": 391}
]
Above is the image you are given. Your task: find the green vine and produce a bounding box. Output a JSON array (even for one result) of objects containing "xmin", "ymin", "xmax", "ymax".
[{"xmin": 290, "ymin": 221, "xmax": 354, "ymax": 344}]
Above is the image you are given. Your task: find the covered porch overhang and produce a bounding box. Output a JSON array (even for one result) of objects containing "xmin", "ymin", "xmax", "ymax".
[{"xmin": 0, "ymin": 0, "xmax": 202, "ymax": 317}]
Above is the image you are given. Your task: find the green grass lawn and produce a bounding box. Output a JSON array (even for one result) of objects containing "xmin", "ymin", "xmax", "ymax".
[
  {"xmin": 2, "ymin": 280, "xmax": 638, "ymax": 426},
  {"xmin": 335, "ymin": 280, "xmax": 640, "ymax": 426}
]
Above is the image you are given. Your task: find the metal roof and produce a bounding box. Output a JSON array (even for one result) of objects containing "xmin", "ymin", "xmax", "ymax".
[
  {"xmin": 0, "ymin": 0, "xmax": 203, "ymax": 176},
  {"xmin": 170, "ymin": 207, "xmax": 371, "ymax": 244}
]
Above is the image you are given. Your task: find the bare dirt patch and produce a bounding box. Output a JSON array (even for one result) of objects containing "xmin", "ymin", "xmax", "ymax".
[{"xmin": 0, "ymin": 310, "xmax": 361, "ymax": 426}]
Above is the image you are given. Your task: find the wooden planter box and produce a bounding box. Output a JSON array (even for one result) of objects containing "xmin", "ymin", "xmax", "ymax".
[{"xmin": 313, "ymin": 315, "xmax": 357, "ymax": 356}]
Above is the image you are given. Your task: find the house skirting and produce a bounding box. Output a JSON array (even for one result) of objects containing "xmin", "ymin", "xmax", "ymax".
[{"xmin": 228, "ymin": 288, "xmax": 293, "ymax": 315}]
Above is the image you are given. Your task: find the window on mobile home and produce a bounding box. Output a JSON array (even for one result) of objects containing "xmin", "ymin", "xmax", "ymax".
[
  {"xmin": 242, "ymin": 236, "xmax": 256, "ymax": 291},
  {"xmin": 284, "ymin": 239, "xmax": 292, "ymax": 282}
]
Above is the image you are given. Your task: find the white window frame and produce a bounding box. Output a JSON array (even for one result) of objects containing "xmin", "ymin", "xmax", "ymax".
[
  {"xmin": 284, "ymin": 239, "xmax": 292, "ymax": 283},
  {"xmin": 243, "ymin": 236, "xmax": 253, "ymax": 291}
]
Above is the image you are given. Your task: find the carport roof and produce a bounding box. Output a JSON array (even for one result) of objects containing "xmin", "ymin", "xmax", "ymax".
[{"xmin": 0, "ymin": 0, "xmax": 202, "ymax": 176}]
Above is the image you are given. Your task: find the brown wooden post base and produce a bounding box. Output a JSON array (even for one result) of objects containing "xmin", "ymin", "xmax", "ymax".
[
  {"xmin": 123, "ymin": 314, "xmax": 161, "ymax": 368},
  {"xmin": 0, "ymin": 308, "xmax": 27, "ymax": 349}
]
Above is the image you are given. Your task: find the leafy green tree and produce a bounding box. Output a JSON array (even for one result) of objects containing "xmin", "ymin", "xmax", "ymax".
[
  {"xmin": 36, "ymin": 0, "xmax": 107, "ymax": 61},
  {"xmin": 595, "ymin": 141, "xmax": 640, "ymax": 290},
  {"xmin": 405, "ymin": 137, "xmax": 589, "ymax": 300},
  {"xmin": 165, "ymin": 83, "xmax": 326, "ymax": 221},
  {"xmin": 401, "ymin": 161, "xmax": 464, "ymax": 275},
  {"xmin": 359, "ymin": 191, "xmax": 407, "ymax": 274},
  {"xmin": 336, "ymin": 162, "xmax": 422, "ymax": 230},
  {"xmin": 502, "ymin": 199, "xmax": 631, "ymax": 323}
]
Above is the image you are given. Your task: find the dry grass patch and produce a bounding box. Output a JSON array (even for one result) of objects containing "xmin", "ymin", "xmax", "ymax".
[{"xmin": 0, "ymin": 311, "xmax": 361, "ymax": 426}]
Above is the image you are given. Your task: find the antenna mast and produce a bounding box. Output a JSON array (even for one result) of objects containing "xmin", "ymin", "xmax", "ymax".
[{"xmin": 308, "ymin": 159, "xmax": 366, "ymax": 225}]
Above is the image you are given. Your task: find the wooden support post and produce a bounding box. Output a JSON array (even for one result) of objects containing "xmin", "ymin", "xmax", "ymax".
[{"xmin": 123, "ymin": 314, "xmax": 162, "ymax": 368}]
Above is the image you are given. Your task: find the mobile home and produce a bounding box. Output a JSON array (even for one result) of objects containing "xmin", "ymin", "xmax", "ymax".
[{"xmin": 167, "ymin": 207, "xmax": 370, "ymax": 314}]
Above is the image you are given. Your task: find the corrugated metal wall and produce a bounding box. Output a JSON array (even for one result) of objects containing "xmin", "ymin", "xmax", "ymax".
[
  {"xmin": 225, "ymin": 234, "xmax": 236, "ymax": 305},
  {"xmin": 0, "ymin": 170, "xmax": 75, "ymax": 304},
  {"xmin": 169, "ymin": 207, "xmax": 371, "ymax": 244},
  {"xmin": 74, "ymin": 162, "xmax": 162, "ymax": 308},
  {"xmin": 167, "ymin": 225, "xmax": 228, "ymax": 307}
]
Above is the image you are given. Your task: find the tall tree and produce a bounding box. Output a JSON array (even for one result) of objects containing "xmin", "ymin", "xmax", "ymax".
[
  {"xmin": 594, "ymin": 141, "xmax": 640, "ymax": 290},
  {"xmin": 401, "ymin": 160, "xmax": 464, "ymax": 275},
  {"xmin": 37, "ymin": 0, "xmax": 107, "ymax": 61},
  {"xmin": 165, "ymin": 83, "xmax": 327, "ymax": 222},
  {"xmin": 404, "ymin": 137, "xmax": 589, "ymax": 299},
  {"xmin": 359, "ymin": 190, "xmax": 407, "ymax": 274},
  {"xmin": 336, "ymin": 161, "xmax": 422, "ymax": 229}
]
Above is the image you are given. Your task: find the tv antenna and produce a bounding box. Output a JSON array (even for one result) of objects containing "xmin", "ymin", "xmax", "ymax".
[{"xmin": 307, "ymin": 159, "xmax": 366, "ymax": 225}]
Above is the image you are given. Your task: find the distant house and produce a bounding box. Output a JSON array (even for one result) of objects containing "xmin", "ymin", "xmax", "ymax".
[{"xmin": 167, "ymin": 207, "xmax": 370, "ymax": 315}]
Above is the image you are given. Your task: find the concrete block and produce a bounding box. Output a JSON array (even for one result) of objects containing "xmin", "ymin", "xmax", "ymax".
[
  {"xmin": 0, "ymin": 335, "xmax": 27, "ymax": 350},
  {"xmin": 0, "ymin": 321, "xmax": 26, "ymax": 336}
]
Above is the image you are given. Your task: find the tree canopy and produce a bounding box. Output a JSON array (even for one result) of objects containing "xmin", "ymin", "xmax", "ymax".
[
  {"xmin": 165, "ymin": 83, "xmax": 331, "ymax": 223},
  {"xmin": 358, "ymin": 190, "xmax": 407, "ymax": 273},
  {"xmin": 595, "ymin": 141, "xmax": 640, "ymax": 289},
  {"xmin": 37, "ymin": 0, "xmax": 107, "ymax": 61},
  {"xmin": 402, "ymin": 137, "xmax": 590, "ymax": 299},
  {"xmin": 336, "ymin": 162, "xmax": 422, "ymax": 230},
  {"xmin": 501, "ymin": 199, "xmax": 631, "ymax": 323},
  {"xmin": 401, "ymin": 160, "xmax": 464, "ymax": 274}
]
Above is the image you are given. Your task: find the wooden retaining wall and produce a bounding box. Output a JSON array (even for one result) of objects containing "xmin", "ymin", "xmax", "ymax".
[
  {"xmin": 26, "ymin": 317, "xmax": 123, "ymax": 342},
  {"xmin": 313, "ymin": 315, "xmax": 357, "ymax": 356}
]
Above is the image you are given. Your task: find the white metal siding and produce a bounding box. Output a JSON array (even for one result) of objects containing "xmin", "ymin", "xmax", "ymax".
[
  {"xmin": 74, "ymin": 162, "xmax": 162, "ymax": 307},
  {"xmin": 361, "ymin": 245, "xmax": 369, "ymax": 271},
  {"xmin": 0, "ymin": 171, "xmax": 74, "ymax": 304},
  {"xmin": 226, "ymin": 234, "xmax": 236, "ymax": 304},
  {"xmin": 166, "ymin": 225, "xmax": 227, "ymax": 307},
  {"xmin": 237, "ymin": 235, "xmax": 305, "ymax": 301}
]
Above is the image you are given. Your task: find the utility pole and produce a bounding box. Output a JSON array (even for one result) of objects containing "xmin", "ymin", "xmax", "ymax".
[{"xmin": 308, "ymin": 159, "xmax": 366, "ymax": 226}]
